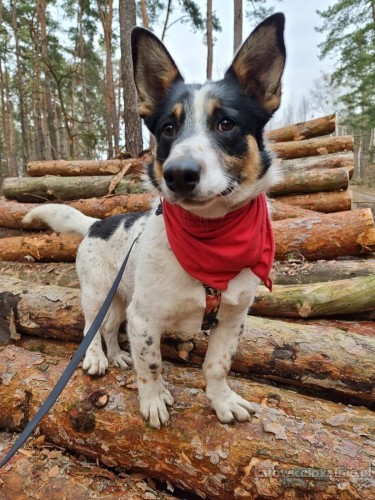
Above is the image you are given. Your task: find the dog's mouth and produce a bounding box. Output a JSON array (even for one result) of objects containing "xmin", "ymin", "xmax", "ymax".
[{"xmin": 178, "ymin": 184, "xmax": 238, "ymax": 207}]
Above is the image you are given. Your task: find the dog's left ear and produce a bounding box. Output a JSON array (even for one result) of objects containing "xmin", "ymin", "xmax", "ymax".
[
  {"xmin": 226, "ymin": 13, "xmax": 286, "ymax": 114},
  {"xmin": 131, "ymin": 27, "xmax": 184, "ymax": 119}
]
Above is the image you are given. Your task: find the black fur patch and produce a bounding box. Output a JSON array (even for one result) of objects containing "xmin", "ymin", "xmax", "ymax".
[{"xmin": 88, "ymin": 212, "xmax": 144, "ymax": 240}]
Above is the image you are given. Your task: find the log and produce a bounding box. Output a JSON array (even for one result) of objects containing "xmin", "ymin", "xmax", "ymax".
[
  {"xmin": 0, "ymin": 194, "xmax": 153, "ymax": 229},
  {"xmin": 2, "ymin": 176, "xmax": 144, "ymax": 202},
  {"xmin": 0, "ymin": 345, "xmax": 374, "ymax": 498},
  {"xmin": 273, "ymin": 319, "xmax": 375, "ymax": 339},
  {"xmin": 270, "ymin": 135, "xmax": 354, "ymax": 160},
  {"xmin": 0, "ymin": 433, "xmax": 174, "ymax": 499},
  {"xmin": 275, "ymin": 190, "xmax": 352, "ymax": 213},
  {"xmin": 265, "ymin": 113, "xmax": 335, "ymax": 142},
  {"xmin": 269, "ymin": 167, "xmax": 349, "ymax": 196},
  {"xmin": 2, "ymin": 208, "xmax": 374, "ymax": 262},
  {"xmin": 0, "ymin": 262, "xmax": 78, "ymax": 287},
  {"xmin": 281, "ymin": 152, "xmax": 355, "ymax": 178},
  {"xmin": 269, "ymin": 200, "xmax": 319, "ymax": 220},
  {"xmin": 2, "ymin": 276, "xmax": 375, "ymax": 405},
  {"xmin": 0, "ymin": 233, "xmax": 81, "ymax": 262},
  {"xmin": 250, "ymin": 276, "xmax": 375, "ymax": 318},
  {"xmin": 273, "ymin": 259, "xmax": 375, "ymax": 285},
  {"xmin": 273, "ymin": 208, "xmax": 375, "ymax": 260},
  {"xmin": 27, "ymin": 154, "xmax": 150, "ymax": 177}
]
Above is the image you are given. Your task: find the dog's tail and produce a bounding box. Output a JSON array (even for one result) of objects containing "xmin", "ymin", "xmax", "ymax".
[{"xmin": 23, "ymin": 204, "xmax": 98, "ymax": 236}]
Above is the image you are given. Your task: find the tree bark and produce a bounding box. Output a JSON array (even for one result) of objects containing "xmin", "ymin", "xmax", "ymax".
[
  {"xmin": 269, "ymin": 167, "xmax": 349, "ymax": 196},
  {"xmin": 2, "ymin": 176, "xmax": 143, "ymax": 202},
  {"xmin": 119, "ymin": 0, "xmax": 143, "ymax": 157},
  {"xmin": 206, "ymin": 0, "xmax": 213, "ymax": 80},
  {"xmin": 0, "ymin": 262, "xmax": 78, "ymax": 287},
  {"xmin": 0, "ymin": 345, "xmax": 374, "ymax": 499},
  {"xmin": 275, "ymin": 190, "xmax": 352, "ymax": 213},
  {"xmin": 269, "ymin": 200, "xmax": 320, "ymax": 221},
  {"xmin": 0, "ymin": 194, "xmax": 153, "ymax": 229},
  {"xmin": 270, "ymin": 135, "xmax": 353, "ymax": 160},
  {"xmin": 266, "ymin": 113, "xmax": 335, "ymax": 142},
  {"xmin": 233, "ymin": 0, "xmax": 242, "ymax": 54},
  {"xmin": 273, "ymin": 208, "xmax": 375, "ymax": 260},
  {"xmin": 1, "ymin": 277, "xmax": 375, "ymax": 406},
  {"xmin": 281, "ymin": 152, "xmax": 355, "ymax": 179},
  {"xmin": 251, "ymin": 276, "xmax": 375, "ymax": 318},
  {"xmin": 0, "ymin": 432, "xmax": 173, "ymax": 499},
  {"xmin": 273, "ymin": 259, "xmax": 375, "ymax": 285},
  {"xmin": 27, "ymin": 154, "xmax": 149, "ymax": 176},
  {"xmin": 0, "ymin": 234, "xmax": 81, "ymax": 262}
]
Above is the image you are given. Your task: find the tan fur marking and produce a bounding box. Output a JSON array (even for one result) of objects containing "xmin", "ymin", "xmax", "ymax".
[
  {"xmin": 206, "ymin": 98, "xmax": 221, "ymax": 117},
  {"xmin": 173, "ymin": 103, "xmax": 184, "ymax": 122},
  {"xmin": 154, "ymin": 159, "xmax": 164, "ymax": 186},
  {"xmin": 223, "ymin": 135, "xmax": 260, "ymax": 185}
]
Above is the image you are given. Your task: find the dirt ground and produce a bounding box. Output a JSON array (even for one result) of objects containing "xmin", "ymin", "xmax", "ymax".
[{"xmin": 350, "ymin": 184, "xmax": 375, "ymax": 216}]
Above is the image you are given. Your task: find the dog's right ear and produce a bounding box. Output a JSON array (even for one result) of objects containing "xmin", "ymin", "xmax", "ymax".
[{"xmin": 131, "ymin": 28, "xmax": 184, "ymax": 119}]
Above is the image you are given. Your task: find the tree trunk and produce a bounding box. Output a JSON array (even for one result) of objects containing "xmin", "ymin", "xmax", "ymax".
[
  {"xmin": 0, "ymin": 262, "xmax": 78, "ymax": 287},
  {"xmin": 0, "ymin": 194, "xmax": 153, "ymax": 229},
  {"xmin": 0, "ymin": 234, "xmax": 82, "ymax": 262},
  {"xmin": 0, "ymin": 345, "xmax": 374, "ymax": 499},
  {"xmin": 27, "ymin": 154, "xmax": 149, "ymax": 176},
  {"xmin": 266, "ymin": 113, "xmax": 335, "ymax": 142},
  {"xmin": 206, "ymin": 0, "xmax": 213, "ymax": 80},
  {"xmin": 273, "ymin": 208, "xmax": 375, "ymax": 260},
  {"xmin": 11, "ymin": 0, "xmax": 30, "ymax": 172},
  {"xmin": 2, "ymin": 175, "xmax": 143, "ymax": 202},
  {"xmin": 233, "ymin": 0, "xmax": 242, "ymax": 54},
  {"xmin": 140, "ymin": 0, "xmax": 149, "ymax": 28},
  {"xmin": 269, "ymin": 167, "xmax": 349, "ymax": 196},
  {"xmin": 270, "ymin": 135, "xmax": 353, "ymax": 160},
  {"xmin": 251, "ymin": 276, "xmax": 375, "ymax": 318},
  {"xmin": 39, "ymin": 0, "xmax": 58, "ymax": 160},
  {"xmin": 269, "ymin": 200, "xmax": 320, "ymax": 221},
  {"xmin": 275, "ymin": 190, "xmax": 352, "ymax": 213},
  {"xmin": 2, "ymin": 278, "xmax": 375, "ymax": 406},
  {"xmin": 0, "ymin": 42, "xmax": 10, "ymax": 176},
  {"xmin": 280, "ymin": 152, "xmax": 355, "ymax": 179},
  {"xmin": 0, "ymin": 432, "xmax": 172, "ymax": 499},
  {"xmin": 273, "ymin": 258, "xmax": 375, "ymax": 285},
  {"xmin": 119, "ymin": 0, "xmax": 143, "ymax": 157}
]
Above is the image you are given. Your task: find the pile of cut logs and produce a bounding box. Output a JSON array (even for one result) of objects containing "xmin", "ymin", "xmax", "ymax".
[{"xmin": 0, "ymin": 114, "xmax": 374, "ymax": 499}]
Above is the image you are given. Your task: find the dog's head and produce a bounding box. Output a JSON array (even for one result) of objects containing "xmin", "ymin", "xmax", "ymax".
[{"xmin": 132, "ymin": 14, "xmax": 286, "ymax": 217}]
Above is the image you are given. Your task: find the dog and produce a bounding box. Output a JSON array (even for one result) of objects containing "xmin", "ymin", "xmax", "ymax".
[{"xmin": 24, "ymin": 13, "xmax": 286, "ymax": 429}]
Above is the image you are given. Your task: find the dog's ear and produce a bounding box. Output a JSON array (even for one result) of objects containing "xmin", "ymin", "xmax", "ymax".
[
  {"xmin": 225, "ymin": 13, "xmax": 286, "ymax": 114},
  {"xmin": 131, "ymin": 27, "xmax": 184, "ymax": 118}
]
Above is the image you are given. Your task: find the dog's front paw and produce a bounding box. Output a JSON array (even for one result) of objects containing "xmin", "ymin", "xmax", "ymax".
[
  {"xmin": 83, "ymin": 350, "xmax": 108, "ymax": 376},
  {"xmin": 139, "ymin": 383, "xmax": 174, "ymax": 429},
  {"xmin": 109, "ymin": 349, "xmax": 133, "ymax": 369},
  {"xmin": 208, "ymin": 387, "xmax": 256, "ymax": 423}
]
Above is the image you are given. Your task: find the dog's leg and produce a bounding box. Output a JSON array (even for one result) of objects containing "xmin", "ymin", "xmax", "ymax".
[
  {"xmin": 80, "ymin": 289, "xmax": 109, "ymax": 375},
  {"xmin": 203, "ymin": 309, "xmax": 255, "ymax": 423},
  {"xmin": 101, "ymin": 296, "xmax": 132, "ymax": 369},
  {"xmin": 127, "ymin": 306, "xmax": 174, "ymax": 428}
]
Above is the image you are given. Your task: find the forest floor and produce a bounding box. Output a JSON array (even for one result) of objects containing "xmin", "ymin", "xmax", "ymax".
[{"xmin": 351, "ymin": 183, "xmax": 375, "ymax": 216}]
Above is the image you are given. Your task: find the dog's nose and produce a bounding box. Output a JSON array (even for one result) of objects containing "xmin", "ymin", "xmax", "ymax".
[{"xmin": 163, "ymin": 158, "xmax": 201, "ymax": 193}]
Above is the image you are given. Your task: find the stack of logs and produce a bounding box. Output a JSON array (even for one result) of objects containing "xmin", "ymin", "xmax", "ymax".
[{"xmin": 0, "ymin": 113, "xmax": 375, "ymax": 499}]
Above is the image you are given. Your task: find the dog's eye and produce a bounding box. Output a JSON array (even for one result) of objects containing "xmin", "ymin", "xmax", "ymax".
[
  {"xmin": 162, "ymin": 123, "xmax": 176, "ymax": 137},
  {"xmin": 217, "ymin": 118, "xmax": 235, "ymax": 132}
]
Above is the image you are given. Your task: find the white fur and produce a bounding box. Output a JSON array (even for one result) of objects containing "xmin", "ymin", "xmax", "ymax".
[{"xmin": 25, "ymin": 197, "xmax": 260, "ymax": 428}]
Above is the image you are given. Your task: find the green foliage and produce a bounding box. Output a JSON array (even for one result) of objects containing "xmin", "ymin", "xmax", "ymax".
[{"xmin": 316, "ymin": 0, "xmax": 375, "ymax": 131}]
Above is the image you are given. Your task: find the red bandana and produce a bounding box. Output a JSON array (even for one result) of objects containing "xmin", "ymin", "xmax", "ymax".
[{"xmin": 162, "ymin": 194, "xmax": 274, "ymax": 291}]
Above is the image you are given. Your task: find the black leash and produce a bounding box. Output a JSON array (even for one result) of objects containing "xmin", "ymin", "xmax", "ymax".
[{"xmin": 0, "ymin": 236, "xmax": 139, "ymax": 469}]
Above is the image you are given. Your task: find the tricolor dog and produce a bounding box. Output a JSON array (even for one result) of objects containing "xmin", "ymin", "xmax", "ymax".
[{"xmin": 24, "ymin": 13, "xmax": 286, "ymax": 428}]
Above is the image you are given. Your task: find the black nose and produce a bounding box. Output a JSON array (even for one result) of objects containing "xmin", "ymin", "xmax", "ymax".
[{"xmin": 163, "ymin": 158, "xmax": 201, "ymax": 193}]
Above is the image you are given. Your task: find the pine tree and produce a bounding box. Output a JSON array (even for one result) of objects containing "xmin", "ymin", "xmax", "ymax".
[{"xmin": 316, "ymin": 0, "xmax": 375, "ymax": 182}]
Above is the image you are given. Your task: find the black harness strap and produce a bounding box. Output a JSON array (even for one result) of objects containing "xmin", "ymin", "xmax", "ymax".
[{"xmin": 0, "ymin": 235, "xmax": 139, "ymax": 470}]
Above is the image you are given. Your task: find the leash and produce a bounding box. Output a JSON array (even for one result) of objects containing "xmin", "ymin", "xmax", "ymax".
[{"xmin": 0, "ymin": 235, "xmax": 139, "ymax": 470}]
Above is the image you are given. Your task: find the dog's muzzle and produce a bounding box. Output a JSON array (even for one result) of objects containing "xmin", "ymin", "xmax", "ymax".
[{"xmin": 163, "ymin": 157, "xmax": 201, "ymax": 193}]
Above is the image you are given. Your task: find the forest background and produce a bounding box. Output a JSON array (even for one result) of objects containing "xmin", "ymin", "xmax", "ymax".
[{"xmin": 0, "ymin": 0, "xmax": 374, "ymax": 184}]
